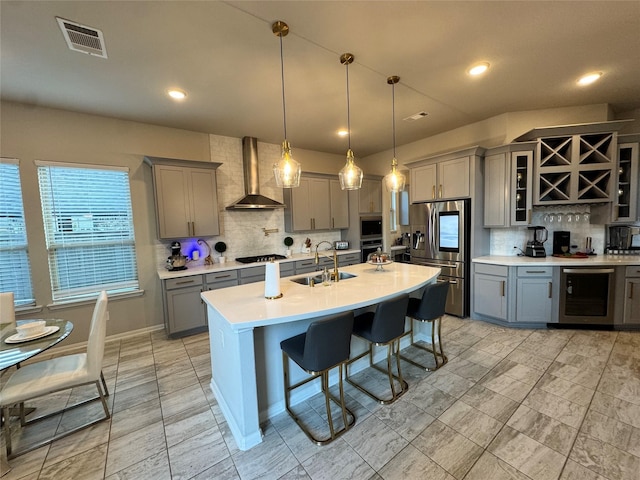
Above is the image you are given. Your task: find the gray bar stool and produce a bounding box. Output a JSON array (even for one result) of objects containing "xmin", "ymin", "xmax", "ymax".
[
  {"xmin": 280, "ymin": 312, "xmax": 355, "ymax": 445},
  {"xmin": 400, "ymin": 281, "xmax": 449, "ymax": 371},
  {"xmin": 346, "ymin": 294, "xmax": 409, "ymax": 404}
]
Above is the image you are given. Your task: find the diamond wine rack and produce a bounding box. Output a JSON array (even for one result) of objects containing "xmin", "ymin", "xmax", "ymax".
[{"xmin": 536, "ymin": 132, "xmax": 616, "ymax": 205}]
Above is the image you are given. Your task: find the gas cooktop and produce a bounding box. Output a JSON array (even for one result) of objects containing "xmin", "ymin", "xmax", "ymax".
[{"xmin": 235, "ymin": 254, "xmax": 287, "ymax": 264}]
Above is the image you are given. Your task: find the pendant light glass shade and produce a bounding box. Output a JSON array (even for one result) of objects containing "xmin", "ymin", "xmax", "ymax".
[
  {"xmin": 383, "ymin": 75, "xmax": 405, "ymax": 192},
  {"xmin": 384, "ymin": 157, "xmax": 405, "ymax": 192},
  {"xmin": 273, "ymin": 140, "xmax": 301, "ymax": 188},
  {"xmin": 339, "ymin": 53, "xmax": 363, "ymax": 191},
  {"xmin": 339, "ymin": 148, "xmax": 363, "ymax": 191},
  {"xmin": 272, "ymin": 21, "xmax": 301, "ymax": 188}
]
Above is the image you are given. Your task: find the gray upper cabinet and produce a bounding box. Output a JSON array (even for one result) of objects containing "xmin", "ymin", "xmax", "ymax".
[
  {"xmin": 359, "ymin": 178, "xmax": 382, "ymax": 214},
  {"xmin": 284, "ymin": 174, "xmax": 345, "ymax": 232},
  {"xmin": 145, "ymin": 156, "xmax": 222, "ymax": 239},
  {"xmin": 483, "ymin": 143, "xmax": 535, "ymax": 228},
  {"xmin": 408, "ymin": 150, "xmax": 478, "ymax": 203},
  {"xmin": 329, "ymin": 179, "xmax": 349, "ymax": 229}
]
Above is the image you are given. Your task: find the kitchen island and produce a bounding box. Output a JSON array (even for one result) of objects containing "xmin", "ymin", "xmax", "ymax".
[{"xmin": 201, "ymin": 261, "xmax": 440, "ymax": 450}]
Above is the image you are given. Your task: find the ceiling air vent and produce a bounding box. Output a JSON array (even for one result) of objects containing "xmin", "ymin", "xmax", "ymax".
[
  {"xmin": 403, "ymin": 111, "xmax": 429, "ymax": 122},
  {"xmin": 56, "ymin": 17, "xmax": 107, "ymax": 59}
]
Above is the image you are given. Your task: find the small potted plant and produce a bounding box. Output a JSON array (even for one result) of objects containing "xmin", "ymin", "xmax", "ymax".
[
  {"xmin": 214, "ymin": 241, "xmax": 227, "ymax": 264},
  {"xmin": 284, "ymin": 236, "xmax": 294, "ymax": 257}
]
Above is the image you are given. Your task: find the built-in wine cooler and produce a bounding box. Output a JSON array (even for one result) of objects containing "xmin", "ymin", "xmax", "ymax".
[{"xmin": 559, "ymin": 267, "xmax": 615, "ymax": 324}]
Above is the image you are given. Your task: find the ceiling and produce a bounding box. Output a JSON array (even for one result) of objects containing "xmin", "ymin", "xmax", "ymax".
[{"xmin": 2, "ymin": 1, "xmax": 639, "ymax": 157}]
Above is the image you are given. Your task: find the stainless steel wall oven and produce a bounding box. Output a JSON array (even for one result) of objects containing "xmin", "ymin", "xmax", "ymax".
[{"xmin": 559, "ymin": 267, "xmax": 615, "ymax": 324}]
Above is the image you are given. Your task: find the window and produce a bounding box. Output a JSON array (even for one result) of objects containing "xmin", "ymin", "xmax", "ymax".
[
  {"xmin": 37, "ymin": 161, "xmax": 139, "ymax": 303},
  {"xmin": 0, "ymin": 159, "xmax": 35, "ymax": 306},
  {"xmin": 389, "ymin": 191, "xmax": 398, "ymax": 232}
]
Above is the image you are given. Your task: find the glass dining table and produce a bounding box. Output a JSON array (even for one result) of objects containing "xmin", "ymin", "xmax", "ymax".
[
  {"xmin": 0, "ymin": 318, "xmax": 74, "ymax": 371},
  {"xmin": 0, "ymin": 319, "xmax": 73, "ymax": 476}
]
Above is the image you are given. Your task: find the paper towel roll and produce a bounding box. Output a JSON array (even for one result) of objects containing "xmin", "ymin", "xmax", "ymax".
[{"xmin": 264, "ymin": 261, "xmax": 282, "ymax": 299}]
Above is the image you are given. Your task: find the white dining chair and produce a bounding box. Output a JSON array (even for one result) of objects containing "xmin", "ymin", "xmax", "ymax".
[
  {"xmin": 0, "ymin": 292, "xmax": 15, "ymax": 326},
  {"xmin": 0, "ymin": 291, "xmax": 110, "ymax": 458}
]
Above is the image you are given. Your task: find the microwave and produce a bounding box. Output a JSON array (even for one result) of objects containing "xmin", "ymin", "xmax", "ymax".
[{"xmin": 361, "ymin": 216, "xmax": 382, "ymax": 239}]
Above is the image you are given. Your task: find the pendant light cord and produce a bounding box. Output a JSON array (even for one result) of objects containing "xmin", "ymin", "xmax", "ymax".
[
  {"xmin": 279, "ymin": 33, "xmax": 287, "ymax": 140},
  {"xmin": 346, "ymin": 61, "xmax": 351, "ymax": 151},
  {"xmin": 392, "ymin": 81, "xmax": 396, "ymax": 159}
]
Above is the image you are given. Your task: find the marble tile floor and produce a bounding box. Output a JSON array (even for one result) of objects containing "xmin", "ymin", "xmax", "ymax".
[{"xmin": 1, "ymin": 316, "xmax": 639, "ymax": 480}]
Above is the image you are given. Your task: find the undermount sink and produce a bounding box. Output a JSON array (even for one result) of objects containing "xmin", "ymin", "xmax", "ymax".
[
  {"xmin": 290, "ymin": 271, "xmax": 357, "ymax": 286},
  {"xmin": 333, "ymin": 272, "xmax": 357, "ymax": 280},
  {"xmin": 290, "ymin": 276, "xmax": 321, "ymax": 286}
]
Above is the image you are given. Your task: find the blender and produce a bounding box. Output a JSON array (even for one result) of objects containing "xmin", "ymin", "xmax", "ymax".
[{"xmin": 525, "ymin": 226, "xmax": 548, "ymax": 257}]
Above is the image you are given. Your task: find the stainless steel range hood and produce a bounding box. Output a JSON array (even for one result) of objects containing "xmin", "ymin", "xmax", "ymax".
[{"xmin": 226, "ymin": 137, "xmax": 285, "ymax": 210}]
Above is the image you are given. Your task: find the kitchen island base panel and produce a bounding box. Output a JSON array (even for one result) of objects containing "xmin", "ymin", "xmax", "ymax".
[{"xmin": 208, "ymin": 309, "xmax": 262, "ymax": 451}]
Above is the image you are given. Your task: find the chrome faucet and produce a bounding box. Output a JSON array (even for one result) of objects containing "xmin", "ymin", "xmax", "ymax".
[{"xmin": 314, "ymin": 241, "xmax": 339, "ymax": 283}]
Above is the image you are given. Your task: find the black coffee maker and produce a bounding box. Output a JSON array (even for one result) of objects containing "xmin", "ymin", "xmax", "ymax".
[{"xmin": 525, "ymin": 226, "xmax": 547, "ymax": 257}]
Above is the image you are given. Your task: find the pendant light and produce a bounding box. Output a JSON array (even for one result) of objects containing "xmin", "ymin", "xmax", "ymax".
[
  {"xmin": 338, "ymin": 53, "xmax": 363, "ymax": 191},
  {"xmin": 383, "ymin": 75, "xmax": 406, "ymax": 192},
  {"xmin": 272, "ymin": 21, "xmax": 301, "ymax": 188}
]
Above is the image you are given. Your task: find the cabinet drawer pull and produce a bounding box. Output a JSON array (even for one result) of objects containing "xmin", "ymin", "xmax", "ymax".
[
  {"xmin": 526, "ymin": 270, "xmax": 547, "ymax": 274},
  {"xmin": 630, "ymin": 283, "xmax": 634, "ymax": 300},
  {"xmin": 548, "ymin": 281, "xmax": 552, "ymax": 299},
  {"xmin": 500, "ymin": 280, "xmax": 505, "ymax": 297},
  {"xmin": 439, "ymin": 184, "xmax": 443, "ymax": 198},
  {"xmin": 176, "ymin": 279, "xmax": 195, "ymax": 285},
  {"xmin": 432, "ymin": 185, "xmax": 436, "ymax": 199},
  {"xmin": 213, "ymin": 274, "xmax": 232, "ymax": 280}
]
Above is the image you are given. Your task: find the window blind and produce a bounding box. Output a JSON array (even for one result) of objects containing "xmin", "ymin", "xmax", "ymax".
[
  {"xmin": 0, "ymin": 159, "xmax": 35, "ymax": 306},
  {"xmin": 37, "ymin": 163, "xmax": 139, "ymax": 302}
]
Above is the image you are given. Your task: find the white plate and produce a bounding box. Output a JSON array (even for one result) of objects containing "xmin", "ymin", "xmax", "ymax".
[{"xmin": 5, "ymin": 326, "xmax": 60, "ymax": 344}]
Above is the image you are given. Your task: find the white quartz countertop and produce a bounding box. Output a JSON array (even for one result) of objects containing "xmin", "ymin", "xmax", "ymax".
[
  {"xmin": 157, "ymin": 249, "xmax": 361, "ymax": 280},
  {"xmin": 473, "ymin": 254, "xmax": 640, "ymax": 267},
  {"xmin": 200, "ymin": 262, "xmax": 440, "ymax": 331}
]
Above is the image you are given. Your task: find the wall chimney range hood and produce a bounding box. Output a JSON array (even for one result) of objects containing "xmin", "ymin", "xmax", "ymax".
[{"xmin": 226, "ymin": 137, "xmax": 286, "ymax": 210}]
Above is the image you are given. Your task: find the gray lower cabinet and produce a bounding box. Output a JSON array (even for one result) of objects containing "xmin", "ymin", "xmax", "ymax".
[
  {"xmin": 237, "ymin": 262, "xmax": 295, "ymax": 284},
  {"xmin": 473, "ymin": 264, "xmax": 509, "ymax": 321},
  {"xmin": 239, "ymin": 265, "xmax": 266, "ymax": 285},
  {"xmin": 515, "ymin": 266, "xmax": 553, "ymax": 323},
  {"xmin": 280, "ymin": 262, "xmax": 295, "ymax": 277},
  {"xmin": 163, "ymin": 270, "xmax": 239, "ymax": 338},
  {"xmin": 295, "ymin": 258, "xmax": 318, "ymax": 274},
  {"xmin": 206, "ymin": 270, "xmax": 239, "ymax": 290},
  {"xmin": 163, "ymin": 276, "xmax": 207, "ymax": 338},
  {"xmin": 338, "ymin": 253, "xmax": 360, "ymax": 267},
  {"xmin": 624, "ymin": 265, "xmax": 640, "ymax": 324}
]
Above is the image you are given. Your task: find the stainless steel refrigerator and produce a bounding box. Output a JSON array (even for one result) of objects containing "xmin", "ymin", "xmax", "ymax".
[{"xmin": 409, "ymin": 199, "xmax": 470, "ymax": 317}]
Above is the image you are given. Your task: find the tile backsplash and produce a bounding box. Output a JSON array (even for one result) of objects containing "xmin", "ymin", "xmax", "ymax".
[{"xmin": 489, "ymin": 205, "xmax": 605, "ymax": 256}]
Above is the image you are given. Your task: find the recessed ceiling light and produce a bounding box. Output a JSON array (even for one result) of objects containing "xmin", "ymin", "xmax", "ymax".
[
  {"xmin": 468, "ymin": 62, "xmax": 490, "ymax": 76},
  {"xmin": 167, "ymin": 88, "xmax": 187, "ymax": 100},
  {"xmin": 577, "ymin": 72, "xmax": 603, "ymax": 86},
  {"xmin": 337, "ymin": 129, "xmax": 349, "ymax": 137}
]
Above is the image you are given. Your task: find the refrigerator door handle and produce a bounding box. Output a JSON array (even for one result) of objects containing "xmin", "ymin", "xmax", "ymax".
[{"xmin": 430, "ymin": 204, "xmax": 438, "ymax": 254}]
